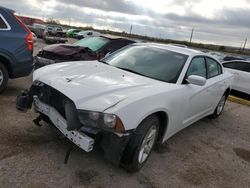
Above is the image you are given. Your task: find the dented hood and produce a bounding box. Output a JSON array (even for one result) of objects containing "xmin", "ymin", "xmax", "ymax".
[
  {"xmin": 33, "ymin": 61, "xmax": 163, "ymax": 111},
  {"xmin": 42, "ymin": 44, "xmax": 89, "ymax": 56}
]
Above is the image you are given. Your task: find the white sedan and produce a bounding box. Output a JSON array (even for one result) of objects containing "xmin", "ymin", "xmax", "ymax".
[
  {"xmin": 16, "ymin": 44, "xmax": 233, "ymax": 172},
  {"xmin": 222, "ymin": 60, "xmax": 250, "ymax": 95}
]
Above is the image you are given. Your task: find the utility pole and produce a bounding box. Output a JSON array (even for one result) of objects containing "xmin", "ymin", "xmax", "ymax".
[
  {"xmin": 239, "ymin": 42, "xmax": 243, "ymax": 52},
  {"xmin": 129, "ymin": 24, "xmax": 133, "ymax": 35},
  {"xmin": 69, "ymin": 18, "xmax": 71, "ymax": 26},
  {"xmin": 243, "ymin": 37, "xmax": 247, "ymax": 52},
  {"xmin": 190, "ymin": 28, "xmax": 194, "ymax": 43}
]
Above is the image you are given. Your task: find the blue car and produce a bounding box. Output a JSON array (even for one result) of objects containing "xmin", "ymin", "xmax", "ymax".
[{"xmin": 0, "ymin": 6, "xmax": 33, "ymax": 93}]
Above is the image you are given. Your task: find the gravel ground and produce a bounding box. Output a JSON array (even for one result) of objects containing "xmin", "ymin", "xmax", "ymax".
[{"xmin": 0, "ymin": 40, "xmax": 250, "ymax": 188}]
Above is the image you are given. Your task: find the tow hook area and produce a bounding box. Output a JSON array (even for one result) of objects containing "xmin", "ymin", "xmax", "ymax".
[
  {"xmin": 16, "ymin": 83, "xmax": 41, "ymax": 112},
  {"xmin": 16, "ymin": 90, "xmax": 32, "ymax": 112},
  {"xmin": 33, "ymin": 115, "xmax": 44, "ymax": 127}
]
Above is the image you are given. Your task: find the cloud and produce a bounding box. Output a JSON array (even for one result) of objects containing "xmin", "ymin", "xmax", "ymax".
[{"xmin": 1, "ymin": 0, "xmax": 250, "ymax": 47}]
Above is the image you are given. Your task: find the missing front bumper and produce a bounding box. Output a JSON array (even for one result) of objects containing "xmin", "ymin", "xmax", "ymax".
[
  {"xmin": 33, "ymin": 96, "xmax": 94, "ymax": 152},
  {"xmin": 16, "ymin": 83, "xmax": 131, "ymax": 165}
]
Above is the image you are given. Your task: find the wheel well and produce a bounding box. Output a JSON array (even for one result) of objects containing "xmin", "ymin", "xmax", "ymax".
[
  {"xmin": 0, "ymin": 55, "xmax": 12, "ymax": 78},
  {"xmin": 153, "ymin": 111, "xmax": 168, "ymax": 143},
  {"xmin": 224, "ymin": 88, "xmax": 231, "ymax": 98}
]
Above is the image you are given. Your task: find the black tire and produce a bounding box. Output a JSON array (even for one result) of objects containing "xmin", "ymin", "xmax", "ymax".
[
  {"xmin": 0, "ymin": 62, "xmax": 8, "ymax": 93},
  {"xmin": 211, "ymin": 94, "xmax": 227, "ymax": 119},
  {"xmin": 121, "ymin": 115, "xmax": 159, "ymax": 172}
]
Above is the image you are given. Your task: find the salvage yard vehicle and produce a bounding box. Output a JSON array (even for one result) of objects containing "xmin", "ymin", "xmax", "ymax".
[
  {"xmin": 43, "ymin": 25, "xmax": 67, "ymax": 44},
  {"xmin": 66, "ymin": 28, "xmax": 81, "ymax": 38},
  {"xmin": 16, "ymin": 44, "xmax": 232, "ymax": 172},
  {"xmin": 32, "ymin": 32, "xmax": 37, "ymax": 45},
  {"xmin": 75, "ymin": 30, "xmax": 101, "ymax": 39},
  {"xmin": 28, "ymin": 23, "xmax": 46, "ymax": 38},
  {"xmin": 34, "ymin": 36, "xmax": 135, "ymax": 69},
  {"xmin": 222, "ymin": 60, "xmax": 250, "ymax": 95},
  {"xmin": 0, "ymin": 6, "xmax": 33, "ymax": 93}
]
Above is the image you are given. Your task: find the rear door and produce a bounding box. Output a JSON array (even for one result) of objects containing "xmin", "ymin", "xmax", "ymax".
[
  {"xmin": 182, "ymin": 56, "xmax": 211, "ymax": 126},
  {"xmin": 205, "ymin": 57, "xmax": 226, "ymax": 109}
]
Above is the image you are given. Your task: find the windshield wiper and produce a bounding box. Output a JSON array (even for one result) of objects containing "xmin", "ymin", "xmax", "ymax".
[
  {"xmin": 116, "ymin": 67, "xmax": 145, "ymax": 76},
  {"xmin": 98, "ymin": 59, "xmax": 109, "ymax": 64}
]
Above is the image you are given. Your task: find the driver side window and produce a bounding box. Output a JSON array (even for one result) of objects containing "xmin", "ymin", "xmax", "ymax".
[{"xmin": 187, "ymin": 57, "xmax": 207, "ymax": 78}]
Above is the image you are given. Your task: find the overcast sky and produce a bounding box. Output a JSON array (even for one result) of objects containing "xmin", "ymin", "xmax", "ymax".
[{"xmin": 2, "ymin": 0, "xmax": 250, "ymax": 47}]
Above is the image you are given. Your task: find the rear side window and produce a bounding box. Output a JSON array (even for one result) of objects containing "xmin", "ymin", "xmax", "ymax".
[
  {"xmin": 0, "ymin": 15, "xmax": 8, "ymax": 29},
  {"xmin": 206, "ymin": 57, "xmax": 222, "ymax": 78},
  {"xmin": 105, "ymin": 40, "xmax": 134, "ymax": 53},
  {"xmin": 223, "ymin": 62, "xmax": 250, "ymax": 73},
  {"xmin": 187, "ymin": 57, "xmax": 207, "ymax": 78}
]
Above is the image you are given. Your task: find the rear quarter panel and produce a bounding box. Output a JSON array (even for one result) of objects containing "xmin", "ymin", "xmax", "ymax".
[{"xmin": 0, "ymin": 9, "xmax": 33, "ymax": 77}]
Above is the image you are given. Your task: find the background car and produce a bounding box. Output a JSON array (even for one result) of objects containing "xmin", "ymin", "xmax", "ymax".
[
  {"xmin": 222, "ymin": 60, "xmax": 250, "ymax": 95},
  {"xmin": 32, "ymin": 32, "xmax": 37, "ymax": 45},
  {"xmin": 17, "ymin": 44, "xmax": 232, "ymax": 172},
  {"xmin": 43, "ymin": 25, "xmax": 67, "ymax": 44},
  {"xmin": 66, "ymin": 28, "xmax": 81, "ymax": 38},
  {"xmin": 34, "ymin": 36, "xmax": 135, "ymax": 68},
  {"xmin": 0, "ymin": 6, "xmax": 33, "ymax": 93},
  {"xmin": 73, "ymin": 30, "xmax": 84, "ymax": 38},
  {"xmin": 75, "ymin": 30, "xmax": 101, "ymax": 39},
  {"xmin": 223, "ymin": 55, "xmax": 244, "ymax": 61},
  {"xmin": 28, "ymin": 23, "xmax": 46, "ymax": 38},
  {"xmin": 207, "ymin": 51, "xmax": 225, "ymax": 62}
]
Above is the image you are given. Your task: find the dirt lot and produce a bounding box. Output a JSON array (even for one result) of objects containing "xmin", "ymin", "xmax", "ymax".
[{"xmin": 0, "ymin": 39, "xmax": 250, "ymax": 188}]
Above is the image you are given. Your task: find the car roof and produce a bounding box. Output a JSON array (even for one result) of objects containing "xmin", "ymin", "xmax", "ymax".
[
  {"xmin": 222, "ymin": 60, "xmax": 250, "ymax": 64},
  {"xmin": 0, "ymin": 6, "xmax": 15, "ymax": 13},
  {"xmin": 46, "ymin": 25, "xmax": 62, "ymax": 28},
  {"xmin": 100, "ymin": 34, "xmax": 135, "ymax": 42},
  {"xmin": 135, "ymin": 43, "xmax": 202, "ymax": 56}
]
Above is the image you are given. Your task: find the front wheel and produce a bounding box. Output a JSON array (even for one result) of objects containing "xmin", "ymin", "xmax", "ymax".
[
  {"xmin": 211, "ymin": 94, "xmax": 227, "ymax": 118},
  {"xmin": 121, "ymin": 115, "xmax": 159, "ymax": 172}
]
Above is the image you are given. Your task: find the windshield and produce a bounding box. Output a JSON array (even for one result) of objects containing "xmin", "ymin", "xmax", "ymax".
[
  {"xmin": 73, "ymin": 37, "xmax": 110, "ymax": 52},
  {"xmin": 103, "ymin": 45, "xmax": 188, "ymax": 83}
]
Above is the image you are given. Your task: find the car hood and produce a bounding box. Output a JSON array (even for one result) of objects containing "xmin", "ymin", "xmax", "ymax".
[
  {"xmin": 42, "ymin": 44, "xmax": 89, "ymax": 56},
  {"xmin": 33, "ymin": 61, "xmax": 170, "ymax": 111}
]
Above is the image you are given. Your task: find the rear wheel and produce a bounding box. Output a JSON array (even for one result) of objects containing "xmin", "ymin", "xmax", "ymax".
[
  {"xmin": 121, "ymin": 115, "xmax": 159, "ymax": 172},
  {"xmin": 0, "ymin": 62, "xmax": 8, "ymax": 93},
  {"xmin": 211, "ymin": 94, "xmax": 227, "ymax": 118}
]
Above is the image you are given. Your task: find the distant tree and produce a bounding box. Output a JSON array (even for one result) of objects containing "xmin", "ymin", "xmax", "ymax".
[{"xmin": 219, "ymin": 45, "xmax": 226, "ymax": 51}]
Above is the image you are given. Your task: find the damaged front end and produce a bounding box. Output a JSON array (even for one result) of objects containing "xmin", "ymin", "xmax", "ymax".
[
  {"xmin": 34, "ymin": 45, "xmax": 97, "ymax": 69},
  {"xmin": 16, "ymin": 81, "xmax": 131, "ymax": 165}
]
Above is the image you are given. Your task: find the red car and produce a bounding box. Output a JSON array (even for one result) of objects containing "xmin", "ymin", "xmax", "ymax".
[{"xmin": 34, "ymin": 36, "xmax": 135, "ymax": 69}]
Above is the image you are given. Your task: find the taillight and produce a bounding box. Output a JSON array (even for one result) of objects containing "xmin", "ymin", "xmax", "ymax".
[
  {"xmin": 14, "ymin": 15, "xmax": 33, "ymax": 52},
  {"xmin": 26, "ymin": 32, "xmax": 33, "ymax": 51}
]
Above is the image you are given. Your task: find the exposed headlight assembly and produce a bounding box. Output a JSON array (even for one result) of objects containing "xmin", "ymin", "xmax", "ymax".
[{"xmin": 78, "ymin": 110, "xmax": 124, "ymax": 133}]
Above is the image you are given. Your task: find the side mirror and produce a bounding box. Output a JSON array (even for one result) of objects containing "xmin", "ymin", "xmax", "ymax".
[{"xmin": 186, "ymin": 75, "xmax": 206, "ymax": 86}]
